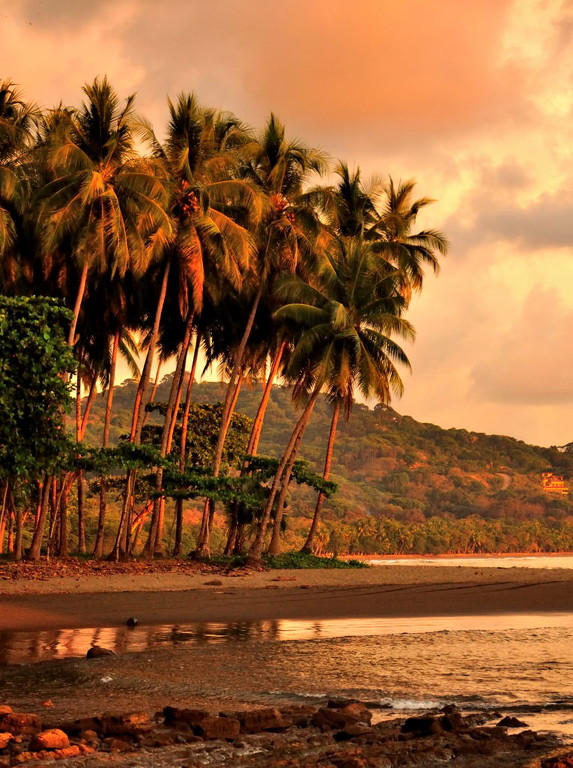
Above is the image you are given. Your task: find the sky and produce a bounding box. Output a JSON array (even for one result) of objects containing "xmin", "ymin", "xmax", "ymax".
[{"xmin": 3, "ymin": 0, "xmax": 573, "ymax": 448}]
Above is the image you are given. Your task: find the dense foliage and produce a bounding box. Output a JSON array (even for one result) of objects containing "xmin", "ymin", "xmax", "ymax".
[{"xmin": 0, "ymin": 297, "xmax": 75, "ymax": 481}]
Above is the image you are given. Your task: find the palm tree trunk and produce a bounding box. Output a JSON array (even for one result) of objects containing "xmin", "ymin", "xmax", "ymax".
[
  {"xmin": 28, "ymin": 475, "xmax": 51, "ymax": 560},
  {"xmin": 94, "ymin": 329, "xmax": 120, "ymax": 558},
  {"xmin": 110, "ymin": 261, "xmax": 171, "ymax": 562},
  {"xmin": 223, "ymin": 344, "xmax": 286, "ymax": 555},
  {"xmin": 145, "ymin": 311, "xmax": 193, "ymax": 557},
  {"xmin": 141, "ymin": 357, "xmax": 163, "ymax": 431},
  {"xmin": 195, "ymin": 371, "xmax": 245, "ymax": 556},
  {"xmin": 0, "ymin": 482, "xmax": 9, "ymax": 554},
  {"xmin": 248, "ymin": 386, "xmax": 321, "ymax": 563},
  {"xmin": 301, "ymin": 401, "xmax": 340, "ymax": 554},
  {"xmin": 130, "ymin": 260, "xmax": 171, "ymax": 443},
  {"xmin": 193, "ymin": 282, "xmax": 264, "ymax": 558},
  {"xmin": 67, "ymin": 261, "xmax": 89, "ymax": 347},
  {"xmin": 75, "ymin": 370, "xmax": 86, "ymax": 554},
  {"xmin": 246, "ymin": 341, "xmax": 285, "ymax": 458},
  {"xmin": 173, "ymin": 331, "xmax": 201, "ymax": 557}
]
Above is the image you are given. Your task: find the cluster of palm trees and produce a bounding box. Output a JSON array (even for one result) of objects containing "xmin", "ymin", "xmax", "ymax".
[{"xmin": 0, "ymin": 77, "xmax": 447, "ymax": 561}]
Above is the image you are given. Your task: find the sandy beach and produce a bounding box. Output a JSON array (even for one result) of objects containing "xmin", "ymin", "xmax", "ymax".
[{"xmin": 1, "ymin": 561, "xmax": 572, "ymax": 632}]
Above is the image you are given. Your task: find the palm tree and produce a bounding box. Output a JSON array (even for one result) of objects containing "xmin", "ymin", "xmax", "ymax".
[
  {"xmin": 0, "ymin": 80, "xmax": 38, "ymax": 292},
  {"xmin": 259, "ymin": 237, "xmax": 414, "ymax": 558},
  {"xmin": 37, "ymin": 76, "xmax": 171, "ymax": 348},
  {"xmin": 194, "ymin": 113, "xmax": 329, "ymax": 557},
  {"xmin": 127, "ymin": 94, "xmax": 259, "ymax": 557}
]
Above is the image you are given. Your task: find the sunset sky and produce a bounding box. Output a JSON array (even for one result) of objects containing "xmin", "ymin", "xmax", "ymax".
[{"xmin": 3, "ymin": 0, "xmax": 573, "ymax": 448}]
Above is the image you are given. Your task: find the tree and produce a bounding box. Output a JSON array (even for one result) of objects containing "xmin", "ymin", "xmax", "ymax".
[
  {"xmin": 264, "ymin": 237, "xmax": 413, "ymax": 556},
  {"xmin": 0, "ymin": 297, "xmax": 75, "ymax": 559}
]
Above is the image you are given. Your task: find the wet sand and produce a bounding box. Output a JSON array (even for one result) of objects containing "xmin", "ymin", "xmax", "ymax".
[{"xmin": 1, "ymin": 564, "xmax": 572, "ymax": 632}]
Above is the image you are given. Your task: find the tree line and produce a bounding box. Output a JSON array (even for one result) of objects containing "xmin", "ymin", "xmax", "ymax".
[{"xmin": 0, "ymin": 77, "xmax": 447, "ymax": 561}]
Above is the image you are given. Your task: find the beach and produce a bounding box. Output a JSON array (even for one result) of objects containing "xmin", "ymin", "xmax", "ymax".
[{"xmin": 1, "ymin": 560, "xmax": 573, "ymax": 632}]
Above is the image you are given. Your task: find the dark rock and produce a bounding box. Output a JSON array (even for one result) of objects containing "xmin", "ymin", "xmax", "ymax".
[
  {"xmin": 401, "ymin": 715, "xmax": 444, "ymax": 737},
  {"xmin": 498, "ymin": 715, "xmax": 529, "ymax": 727},
  {"xmin": 163, "ymin": 707, "xmax": 210, "ymax": 727},
  {"xmin": 222, "ymin": 707, "xmax": 292, "ymax": 733},
  {"xmin": 196, "ymin": 716, "xmax": 240, "ymax": 741},
  {"xmin": 279, "ymin": 705, "xmax": 317, "ymax": 727},
  {"xmin": 313, "ymin": 707, "xmax": 369, "ymax": 731},
  {"xmin": 126, "ymin": 617, "xmax": 138, "ymax": 627},
  {"xmin": 204, "ymin": 579, "xmax": 223, "ymax": 586},
  {"xmin": 99, "ymin": 712, "xmax": 152, "ymax": 735},
  {"xmin": 86, "ymin": 645, "xmax": 117, "ymax": 659},
  {"xmin": 333, "ymin": 723, "xmax": 375, "ymax": 741},
  {"xmin": 103, "ymin": 737, "xmax": 135, "ymax": 752}
]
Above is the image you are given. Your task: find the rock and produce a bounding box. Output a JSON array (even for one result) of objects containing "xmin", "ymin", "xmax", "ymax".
[
  {"xmin": 223, "ymin": 707, "xmax": 292, "ymax": 733},
  {"xmin": 497, "ymin": 715, "xmax": 529, "ymax": 727},
  {"xmin": 313, "ymin": 707, "xmax": 370, "ymax": 731},
  {"xmin": 100, "ymin": 711, "xmax": 151, "ymax": 735},
  {"xmin": 86, "ymin": 645, "xmax": 117, "ymax": 658},
  {"xmin": 126, "ymin": 617, "xmax": 138, "ymax": 627},
  {"xmin": 338, "ymin": 703, "xmax": 373, "ymax": 725},
  {"xmin": 279, "ymin": 705, "xmax": 317, "ymax": 727},
  {"xmin": 0, "ymin": 713, "xmax": 42, "ymax": 735},
  {"xmin": 401, "ymin": 715, "xmax": 444, "ymax": 737},
  {"xmin": 196, "ymin": 716, "xmax": 240, "ymax": 741},
  {"xmin": 204, "ymin": 579, "xmax": 223, "ymax": 586},
  {"xmin": 163, "ymin": 707, "xmax": 210, "ymax": 727},
  {"xmin": 0, "ymin": 733, "xmax": 13, "ymax": 749},
  {"xmin": 29, "ymin": 729, "xmax": 70, "ymax": 750},
  {"xmin": 41, "ymin": 700, "xmax": 54, "ymax": 708},
  {"xmin": 104, "ymin": 737, "xmax": 135, "ymax": 752},
  {"xmin": 542, "ymin": 754, "xmax": 573, "ymax": 768},
  {"xmin": 333, "ymin": 723, "xmax": 375, "ymax": 741},
  {"xmin": 0, "ymin": 708, "xmax": 12, "ymax": 716}
]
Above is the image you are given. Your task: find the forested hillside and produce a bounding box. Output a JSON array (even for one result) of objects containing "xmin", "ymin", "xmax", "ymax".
[{"xmin": 83, "ymin": 376, "xmax": 573, "ymax": 554}]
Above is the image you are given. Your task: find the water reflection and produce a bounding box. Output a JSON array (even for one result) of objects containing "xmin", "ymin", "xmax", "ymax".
[{"xmin": 2, "ymin": 612, "xmax": 573, "ymax": 666}]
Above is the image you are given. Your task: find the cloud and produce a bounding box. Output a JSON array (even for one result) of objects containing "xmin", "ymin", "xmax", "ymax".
[{"xmin": 470, "ymin": 286, "xmax": 573, "ymax": 405}]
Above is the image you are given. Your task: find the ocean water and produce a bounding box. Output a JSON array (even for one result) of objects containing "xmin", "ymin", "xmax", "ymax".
[
  {"xmin": 367, "ymin": 553, "xmax": 573, "ymax": 569},
  {"xmin": 2, "ymin": 613, "xmax": 573, "ymax": 740}
]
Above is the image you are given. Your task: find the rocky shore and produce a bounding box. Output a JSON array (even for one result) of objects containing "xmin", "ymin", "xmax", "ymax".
[{"xmin": 0, "ymin": 698, "xmax": 571, "ymax": 768}]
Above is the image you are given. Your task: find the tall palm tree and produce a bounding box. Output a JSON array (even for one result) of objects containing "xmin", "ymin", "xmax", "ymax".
[
  {"xmin": 194, "ymin": 113, "xmax": 329, "ymax": 557},
  {"xmin": 37, "ymin": 76, "xmax": 171, "ymax": 348},
  {"xmin": 0, "ymin": 80, "xmax": 38, "ymax": 292},
  {"xmin": 256, "ymin": 237, "xmax": 414, "ymax": 558},
  {"xmin": 126, "ymin": 94, "xmax": 259, "ymax": 557}
]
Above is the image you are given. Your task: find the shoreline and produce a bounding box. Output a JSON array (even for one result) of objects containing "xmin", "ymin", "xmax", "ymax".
[{"xmin": 2, "ymin": 562, "xmax": 573, "ymax": 632}]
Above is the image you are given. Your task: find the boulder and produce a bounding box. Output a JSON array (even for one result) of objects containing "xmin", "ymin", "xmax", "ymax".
[
  {"xmin": 338, "ymin": 703, "xmax": 373, "ymax": 725},
  {"xmin": 0, "ymin": 733, "xmax": 13, "ymax": 750},
  {"xmin": 0, "ymin": 708, "xmax": 12, "ymax": 716},
  {"xmin": 196, "ymin": 716, "xmax": 240, "ymax": 741},
  {"xmin": 497, "ymin": 715, "xmax": 528, "ymax": 728},
  {"xmin": 29, "ymin": 729, "xmax": 70, "ymax": 750},
  {"xmin": 86, "ymin": 645, "xmax": 117, "ymax": 659},
  {"xmin": 401, "ymin": 715, "xmax": 444, "ymax": 737},
  {"xmin": 313, "ymin": 707, "xmax": 369, "ymax": 731},
  {"xmin": 223, "ymin": 707, "xmax": 292, "ymax": 733},
  {"xmin": 100, "ymin": 711, "xmax": 151, "ymax": 735},
  {"xmin": 163, "ymin": 707, "xmax": 210, "ymax": 727},
  {"xmin": 0, "ymin": 713, "xmax": 42, "ymax": 735}
]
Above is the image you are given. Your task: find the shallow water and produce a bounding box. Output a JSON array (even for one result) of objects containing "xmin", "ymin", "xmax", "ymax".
[
  {"xmin": 368, "ymin": 554, "xmax": 573, "ymax": 569},
  {"xmin": 2, "ymin": 612, "xmax": 573, "ymax": 740}
]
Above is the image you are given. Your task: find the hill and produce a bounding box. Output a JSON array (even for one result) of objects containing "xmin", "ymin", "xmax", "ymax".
[{"xmin": 82, "ymin": 377, "xmax": 573, "ymax": 554}]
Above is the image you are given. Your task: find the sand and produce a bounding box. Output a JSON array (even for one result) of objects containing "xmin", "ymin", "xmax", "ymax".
[{"xmin": 1, "ymin": 561, "xmax": 572, "ymax": 632}]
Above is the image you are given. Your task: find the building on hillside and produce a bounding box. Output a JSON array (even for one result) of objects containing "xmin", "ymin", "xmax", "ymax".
[{"xmin": 541, "ymin": 472, "xmax": 569, "ymax": 495}]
